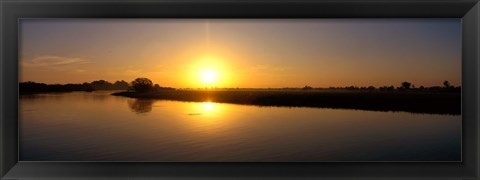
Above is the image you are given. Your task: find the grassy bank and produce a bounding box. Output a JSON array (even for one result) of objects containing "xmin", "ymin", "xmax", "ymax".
[{"xmin": 112, "ymin": 90, "xmax": 461, "ymax": 115}]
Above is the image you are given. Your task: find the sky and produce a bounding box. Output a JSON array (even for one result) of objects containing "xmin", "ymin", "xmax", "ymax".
[{"xmin": 20, "ymin": 19, "xmax": 461, "ymax": 88}]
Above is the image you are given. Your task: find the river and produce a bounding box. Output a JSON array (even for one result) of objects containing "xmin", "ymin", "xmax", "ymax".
[{"xmin": 19, "ymin": 91, "xmax": 461, "ymax": 161}]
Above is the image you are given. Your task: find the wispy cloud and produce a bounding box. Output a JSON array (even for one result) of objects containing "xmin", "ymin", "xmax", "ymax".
[
  {"xmin": 123, "ymin": 65, "xmax": 173, "ymax": 77},
  {"xmin": 22, "ymin": 55, "xmax": 89, "ymax": 67},
  {"xmin": 124, "ymin": 69, "xmax": 143, "ymax": 76}
]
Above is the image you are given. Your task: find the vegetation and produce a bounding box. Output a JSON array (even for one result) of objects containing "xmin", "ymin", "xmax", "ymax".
[
  {"xmin": 113, "ymin": 89, "xmax": 460, "ymax": 115},
  {"xmin": 326, "ymin": 81, "xmax": 460, "ymax": 93},
  {"xmin": 302, "ymin": 85, "xmax": 313, "ymax": 90},
  {"xmin": 91, "ymin": 80, "xmax": 129, "ymax": 90},
  {"xmin": 112, "ymin": 78, "xmax": 461, "ymax": 115},
  {"xmin": 401, "ymin": 81, "xmax": 412, "ymax": 89},
  {"xmin": 20, "ymin": 78, "xmax": 175, "ymax": 93},
  {"xmin": 20, "ymin": 80, "xmax": 129, "ymax": 93},
  {"xmin": 20, "ymin": 77, "xmax": 461, "ymax": 115},
  {"xmin": 130, "ymin": 78, "xmax": 154, "ymax": 93}
]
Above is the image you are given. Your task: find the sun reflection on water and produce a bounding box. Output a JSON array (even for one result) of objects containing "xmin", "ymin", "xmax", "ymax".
[{"xmin": 202, "ymin": 101, "xmax": 215, "ymax": 112}]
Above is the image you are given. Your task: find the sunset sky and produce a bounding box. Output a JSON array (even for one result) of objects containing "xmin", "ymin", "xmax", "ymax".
[{"xmin": 20, "ymin": 19, "xmax": 461, "ymax": 88}]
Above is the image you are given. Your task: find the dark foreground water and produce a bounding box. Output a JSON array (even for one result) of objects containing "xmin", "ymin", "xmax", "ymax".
[{"xmin": 19, "ymin": 91, "xmax": 461, "ymax": 161}]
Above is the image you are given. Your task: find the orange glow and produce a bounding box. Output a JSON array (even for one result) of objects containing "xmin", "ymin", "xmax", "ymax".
[
  {"xmin": 183, "ymin": 54, "xmax": 234, "ymax": 88},
  {"xmin": 200, "ymin": 70, "xmax": 218, "ymax": 85},
  {"xmin": 19, "ymin": 20, "xmax": 462, "ymax": 88},
  {"xmin": 202, "ymin": 102, "xmax": 215, "ymax": 111}
]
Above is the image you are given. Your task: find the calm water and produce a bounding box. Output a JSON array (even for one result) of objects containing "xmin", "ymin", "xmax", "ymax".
[{"xmin": 19, "ymin": 91, "xmax": 461, "ymax": 161}]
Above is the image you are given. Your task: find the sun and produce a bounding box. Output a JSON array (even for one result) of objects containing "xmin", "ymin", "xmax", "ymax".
[
  {"xmin": 200, "ymin": 70, "xmax": 218, "ymax": 85},
  {"xmin": 188, "ymin": 54, "xmax": 230, "ymax": 87}
]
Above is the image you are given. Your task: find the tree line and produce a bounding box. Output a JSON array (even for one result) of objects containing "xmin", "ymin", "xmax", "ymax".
[
  {"xmin": 313, "ymin": 80, "xmax": 460, "ymax": 92},
  {"xmin": 20, "ymin": 77, "xmax": 460, "ymax": 93},
  {"xmin": 20, "ymin": 80, "xmax": 130, "ymax": 93},
  {"xmin": 20, "ymin": 78, "xmax": 175, "ymax": 93}
]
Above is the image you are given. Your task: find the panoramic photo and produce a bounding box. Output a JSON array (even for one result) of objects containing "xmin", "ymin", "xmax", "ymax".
[{"xmin": 19, "ymin": 19, "xmax": 461, "ymax": 161}]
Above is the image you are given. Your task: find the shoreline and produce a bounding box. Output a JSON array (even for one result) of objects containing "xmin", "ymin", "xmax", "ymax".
[{"xmin": 112, "ymin": 90, "xmax": 461, "ymax": 115}]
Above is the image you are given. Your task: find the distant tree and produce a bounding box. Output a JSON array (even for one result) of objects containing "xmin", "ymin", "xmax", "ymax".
[
  {"xmin": 91, "ymin": 80, "xmax": 111, "ymax": 90},
  {"xmin": 153, "ymin": 84, "xmax": 161, "ymax": 91},
  {"xmin": 83, "ymin": 82, "xmax": 94, "ymax": 91},
  {"xmin": 443, "ymin": 80, "xmax": 451, "ymax": 89},
  {"xmin": 401, "ymin": 81, "xmax": 412, "ymax": 89},
  {"xmin": 429, "ymin": 86, "xmax": 442, "ymax": 91},
  {"xmin": 131, "ymin": 78, "xmax": 154, "ymax": 92},
  {"xmin": 19, "ymin": 81, "xmax": 95, "ymax": 92},
  {"xmin": 379, "ymin": 85, "xmax": 395, "ymax": 91},
  {"xmin": 113, "ymin": 80, "xmax": 129, "ymax": 90},
  {"xmin": 302, "ymin": 85, "xmax": 313, "ymax": 90},
  {"xmin": 454, "ymin": 86, "xmax": 461, "ymax": 92},
  {"xmin": 367, "ymin": 86, "xmax": 375, "ymax": 91},
  {"xmin": 346, "ymin": 86, "xmax": 358, "ymax": 90}
]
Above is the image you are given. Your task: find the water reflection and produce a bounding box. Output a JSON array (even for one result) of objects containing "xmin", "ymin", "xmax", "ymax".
[
  {"xmin": 126, "ymin": 99, "xmax": 221, "ymax": 116},
  {"xmin": 19, "ymin": 91, "xmax": 461, "ymax": 161},
  {"xmin": 82, "ymin": 92, "xmax": 110, "ymax": 102},
  {"xmin": 203, "ymin": 102, "xmax": 215, "ymax": 112},
  {"xmin": 190, "ymin": 101, "xmax": 225, "ymax": 117},
  {"xmin": 127, "ymin": 99, "xmax": 155, "ymax": 114}
]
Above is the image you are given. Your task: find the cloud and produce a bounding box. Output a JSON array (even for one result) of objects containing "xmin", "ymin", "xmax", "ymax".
[
  {"xmin": 125, "ymin": 69, "xmax": 143, "ymax": 76},
  {"xmin": 22, "ymin": 55, "xmax": 89, "ymax": 67},
  {"xmin": 123, "ymin": 65, "xmax": 173, "ymax": 77}
]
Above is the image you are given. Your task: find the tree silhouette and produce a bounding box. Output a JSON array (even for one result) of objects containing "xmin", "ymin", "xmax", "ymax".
[
  {"xmin": 401, "ymin": 81, "xmax": 412, "ymax": 89},
  {"xmin": 91, "ymin": 80, "xmax": 110, "ymax": 90},
  {"xmin": 153, "ymin": 84, "xmax": 161, "ymax": 91},
  {"xmin": 443, "ymin": 80, "xmax": 451, "ymax": 88},
  {"xmin": 131, "ymin": 78, "xmax": 154, "ymax": 92},
  {"xmin": 114, "ymin": 80, "xmax": 129, "ymax": 89},
  {"xmin": 302, "ymin": 85, "xmax": 313, "ymax": 90}
]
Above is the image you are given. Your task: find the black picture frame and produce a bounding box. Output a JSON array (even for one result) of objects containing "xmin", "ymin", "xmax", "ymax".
[{"xmin": 1, "ymin": 0, "xmax": 479, "ymax": 179}]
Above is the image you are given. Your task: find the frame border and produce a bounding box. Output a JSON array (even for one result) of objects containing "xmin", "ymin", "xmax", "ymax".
[{"xmin": 1, "ymin": 0, "xmax": 479, "ymax": 179}]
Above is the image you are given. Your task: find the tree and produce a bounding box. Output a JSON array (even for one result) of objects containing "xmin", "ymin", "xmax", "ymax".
[
  {"xmin": 401, "ymin": 81, "xmax": 412, "ymax": 89},
  {"xmin": 443, "ymin": 80, "xmax": 451, "ymax": 89},
  {"xmin": 114, "ymin": 80, "xmax": 129, "ymax": 90},
  {"xmin": 153, "ymin": 84, "xmax": 161, "ymax": 91},
  {"xmin": 83, "ymin": 82, "xmax": 94, "ymax": 91},
  {"xmin": 302, "ymin": 85, "xmax": 313, "ymax": 90},
  {"xmin": 131, "ymin": 78, "xmax": 154, "ymax": 92},
  {"xmin": 91, "ymin": 80, "xmax": 111, "ymax": 90}
]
